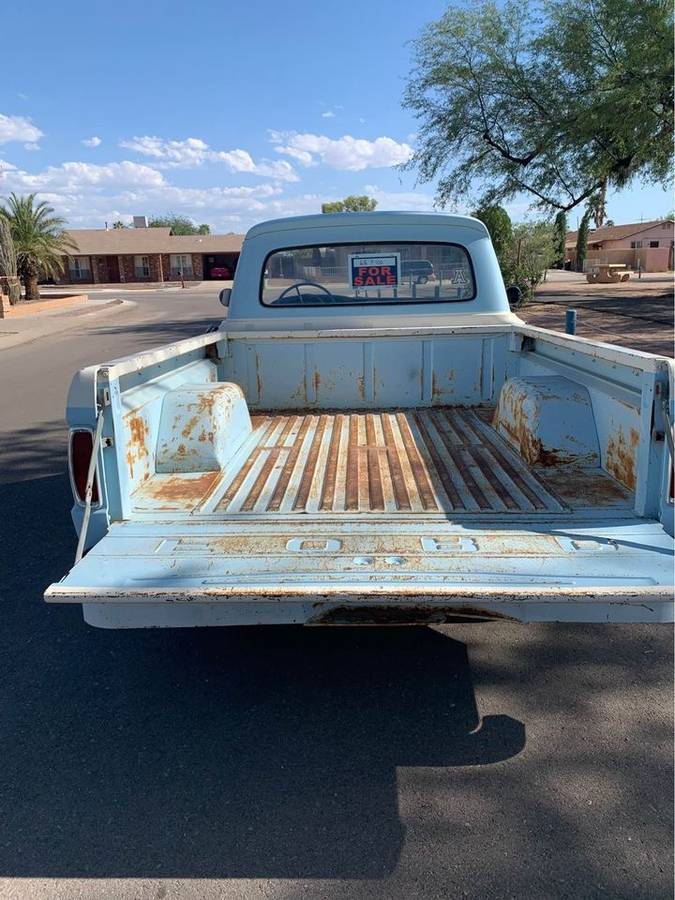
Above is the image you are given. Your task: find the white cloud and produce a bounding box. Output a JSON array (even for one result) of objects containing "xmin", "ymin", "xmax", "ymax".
[
  {"xmin": 321, "ymin": 111, "xmax": 335, "ymax": 118},
  {"xmin": 0, "ymin": 113, "xmax": 43, "ymax": 146},
  {"xmin": 82, "ymin": 136, "xmax": 102, "ymax": 147},
  {"xmin": 0, "ymin": 145, "xmax": 428, "ymax": 233},
  {"xmin": 212, "ymin": 148, "xmax": 296, "ymax": 181},
  {"xmin": 120, "ymin": 135, "xmax": 208, "ymax": 165},
  {"xmin": 120, "ymin": 135, "xmax": 299, "ymax": 181},
  {"xmin": 0, "ymin": 159, "xmax": 166, "ymax": 193},
  {"xmin": 269, "ymin": 131, "xmax": 413, "ymax": 171},
  {"xmin": 24, "ymin": 143, "xmax": 40, "ymax": 151},
  {"xmin": 0, "ymin": 154, "xmax": 291, "ymax": 229}
]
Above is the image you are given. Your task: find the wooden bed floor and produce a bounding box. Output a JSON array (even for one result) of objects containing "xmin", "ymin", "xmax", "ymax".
[
  {"xmin": 205, "ymin": 408, "xmax": 567, "ymax": 515},
  {"xmin": 130, "ymin": 407, "xmax": 637, "ymax": 516}
]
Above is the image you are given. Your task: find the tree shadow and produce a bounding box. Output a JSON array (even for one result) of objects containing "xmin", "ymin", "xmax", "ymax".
[
  {"xmin": 82, "ymin": 314, "xmax": 221, "ymax": 353},
  {"xmin": 0, "ymin": 474, "xmax": 525, "ymax": 879}
]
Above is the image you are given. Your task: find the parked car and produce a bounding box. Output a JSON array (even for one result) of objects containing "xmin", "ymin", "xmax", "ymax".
[
  {"xmin": 402, "ymin": 259, "xmax": 434, "ymax": 283},
  {"xmin": 209, "ymin": 265, "xmax": 232, "ymax": 279},
  {"xmin": 46, "ymin": 212, "xmax": 674, "ymax": 628}
]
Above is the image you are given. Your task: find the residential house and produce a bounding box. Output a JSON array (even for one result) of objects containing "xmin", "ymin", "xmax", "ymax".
[
  {"xmin": 565, "ymin": 219, "xmax": 674, "ymax": 272},
  {"xmin": 55, "ymin": 219, "xmax": 244, "ymax": 285}
]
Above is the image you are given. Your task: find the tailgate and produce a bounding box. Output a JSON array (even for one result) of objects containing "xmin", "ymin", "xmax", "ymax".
[{"xmin": 45, "ymin": 519, "xmax": 674, "ymax": 625}]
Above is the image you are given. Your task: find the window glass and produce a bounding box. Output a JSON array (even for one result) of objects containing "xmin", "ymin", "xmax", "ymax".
[
  {"xmin": 69, "ymin": 256, "xmax": 91, "ymax": 279},
  {"xmin": 261, "ymin": 242, "xmax": 475, "ymax": 307},
  {"xmin": 170, "ymin": 254, "xmax": 193, "ymax": 276},
  {"xmin": 134, "ymin": 255, "xmax": 150, "ymax": 277},
  {"xmin": 649, "ymin": 240, "xmax": 659, "ymax": 248}
]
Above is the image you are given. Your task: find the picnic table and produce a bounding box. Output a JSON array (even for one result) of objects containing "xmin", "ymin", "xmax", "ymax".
[{"xmin": 586, "ymin": 263, "xmax": 631, "ymax": 284}]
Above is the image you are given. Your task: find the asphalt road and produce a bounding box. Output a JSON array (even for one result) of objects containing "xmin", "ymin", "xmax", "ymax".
[{"xmin": 0, "ymin": 286, "xmax": 672, "ymax": 899}]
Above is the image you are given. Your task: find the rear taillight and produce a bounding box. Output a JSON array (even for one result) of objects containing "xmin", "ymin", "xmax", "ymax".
[{"xmin": 70, "ymin": 430, "xmax": 99, "ymax": 503}]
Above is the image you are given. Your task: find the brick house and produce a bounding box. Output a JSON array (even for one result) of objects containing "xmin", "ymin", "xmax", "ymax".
[
  {"xmin": 55, "ymin": 222, "xmax": 245, "ymax": 285},
  {"xmin": 565, "ymin": 219, "xmax": 674, "ymax": 272}
]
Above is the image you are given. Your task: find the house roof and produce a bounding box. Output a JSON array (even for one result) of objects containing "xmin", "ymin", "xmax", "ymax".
[
  {"xmin": 565, "ymin": 219, "xmax": 673, "ymax": 249},
  {"xmin": 62, "ymin": 227, "xmax": 245, "ymax": 256}
]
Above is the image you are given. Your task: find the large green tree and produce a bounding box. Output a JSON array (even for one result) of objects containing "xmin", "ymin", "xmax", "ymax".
[
  {"xmin": 404, "ymin": 0, "xmax": 673, "ymax": 213},
  {"xmin": 0, "ymin": 193, "xmax": 76, "ymax": 302},
  {"xmin": 149, "ymin": 214, "xmax": 210, "ymax": 235},
  {"xmin": 321, "ymin": 195, "xmax": 378, "ymax": 213}
]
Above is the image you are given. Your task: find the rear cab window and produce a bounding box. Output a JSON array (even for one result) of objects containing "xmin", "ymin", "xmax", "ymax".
[{"xmin": 260, "ymin": 242, "xmax": 476, "ymax": 307}]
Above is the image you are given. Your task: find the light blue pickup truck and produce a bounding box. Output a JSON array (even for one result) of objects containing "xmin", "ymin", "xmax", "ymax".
[{"xmin": 45, "ymin": 212, "xmax": 674, "ymax": 627}]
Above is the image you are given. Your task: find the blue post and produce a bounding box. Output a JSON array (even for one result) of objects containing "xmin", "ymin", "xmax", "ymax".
[{"xmin": 566, "ymin": 308, "xmax": 577, "ymax": 335}]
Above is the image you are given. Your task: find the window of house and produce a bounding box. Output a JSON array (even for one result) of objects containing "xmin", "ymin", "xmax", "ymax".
[
  {"xmin": 170, "ymin": 254, "xmax": 193, "ymax": 277},
  {"xmin": 649, "ymin": 241, "xmax": 659, "ymax": 248},
  {"xmin": 68, "ymin": 256, "xmax": 92, "ymax": 281},
  {"xmin": 134, "ymin": 255, "xmax": 150, "ymax": 278}
]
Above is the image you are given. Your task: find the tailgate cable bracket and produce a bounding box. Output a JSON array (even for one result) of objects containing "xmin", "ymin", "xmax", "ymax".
[{"xmin": 74, "ymin": 397, "xmax": 107, "ymax": 565}]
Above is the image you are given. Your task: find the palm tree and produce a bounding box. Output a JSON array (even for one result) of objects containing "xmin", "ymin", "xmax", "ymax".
[{"xmin": 0, "ymin": 193, "xmax": 76, "ymax": 301}]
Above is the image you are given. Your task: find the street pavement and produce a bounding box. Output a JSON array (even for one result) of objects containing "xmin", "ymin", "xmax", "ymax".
[{"xmin": 0, "ymin": 285, "xmax": 672, "ymax": 899}]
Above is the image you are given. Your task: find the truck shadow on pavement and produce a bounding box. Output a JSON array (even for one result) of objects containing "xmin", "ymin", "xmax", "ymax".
[{"xmin": 1, "ymin": 473, "xmax": 525, "ymax": 879}]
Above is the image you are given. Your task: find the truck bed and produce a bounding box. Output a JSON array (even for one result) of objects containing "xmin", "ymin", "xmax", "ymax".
[{"xmin": 130, "ymin": 406, "xmax": 631, "ymax": 518}]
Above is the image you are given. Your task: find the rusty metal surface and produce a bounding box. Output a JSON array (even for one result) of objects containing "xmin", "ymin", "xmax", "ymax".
[
  {"xmin": 493, "ymin": 376, "xmax": 601, "ymax": 468},
  {"xmin": 131, "ymin": 472, "xmax": 221, "ymax": 511},
  {"xmin": 606, "ymin": 424, "xmax": 640, "ymax": 491},
  {"xmin": 213, "ymin": 408, "xmax": 564, "ymax": 515}
]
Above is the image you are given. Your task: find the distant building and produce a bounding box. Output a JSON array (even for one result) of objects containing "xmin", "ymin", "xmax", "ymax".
[
  {"xmin": 565, "ymin": 219, "xmax": 674, "ymax": 272},
  {"xmin": 54, "ymin": 221, "xmax": 244, "ymax": 285}
]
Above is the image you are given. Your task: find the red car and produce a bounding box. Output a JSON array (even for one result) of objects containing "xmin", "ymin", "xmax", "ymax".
[{"xmin": 210, "ymin": 265, "xmax": 232, "ymax": 279}]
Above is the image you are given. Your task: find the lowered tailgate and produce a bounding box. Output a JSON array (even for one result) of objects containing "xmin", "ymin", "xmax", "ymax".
[{"xmin": 45, "ymin": 518, "xmax": 674, "ymax": 626}]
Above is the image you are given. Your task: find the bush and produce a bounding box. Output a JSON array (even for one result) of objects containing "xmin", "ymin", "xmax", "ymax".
[{"xmin": 503, "ymin": 222, "xmax": 556, "ymax": 304}]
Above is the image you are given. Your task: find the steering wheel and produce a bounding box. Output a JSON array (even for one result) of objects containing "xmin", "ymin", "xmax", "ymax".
[{"xmin": 276, "ymin": 281, "xmax": 334, "ymax": 303}]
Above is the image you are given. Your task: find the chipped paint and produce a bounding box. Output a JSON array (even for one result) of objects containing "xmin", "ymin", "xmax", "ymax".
[
  {"xmin": 606, "ymin": 426, "xmax": 639, "ymax": 491},
  {"xmin": 493, "ymin": 377, "xmax": 600, "ymax": 468},
  {"xmin": 124, "ymin": 411, "xmax": 151, "ymax": 482},
  {"xmin": 133, "ymin": 472, "xmax": 220, "ymax": 509},
  {"xmin": 357, "ymin": 374, "xmax": 365, "ymax": 401},
  {"xmin": 255, "ymin": 354, "xmax": 262, "ymax": 399},
  {"xmin": 155, "ymin": 382, "xmax": 251, "ymax": 474},
  {"xmin": 311, "ymin": 604, "xmax": 517, "ymax": 625},
  {"xmin": 181, "ymin": 415, "xmax": 200, "ymax": 438}
]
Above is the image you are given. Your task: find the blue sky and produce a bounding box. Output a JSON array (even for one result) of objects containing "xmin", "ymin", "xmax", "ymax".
[{"xmin": 0, "ymin": 0, "xmax": 671, "ymax": 232}]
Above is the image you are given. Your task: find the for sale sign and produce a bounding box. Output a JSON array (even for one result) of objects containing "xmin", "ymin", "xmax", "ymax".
[{"xmin": 348, "ymin": 252, "xmax": 401, "ymax": 289}]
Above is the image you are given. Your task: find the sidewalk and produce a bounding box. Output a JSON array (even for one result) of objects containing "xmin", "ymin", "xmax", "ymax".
[{"xmin": 0, "ymin": 295, "xmax": 133, "ymax": 351}]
